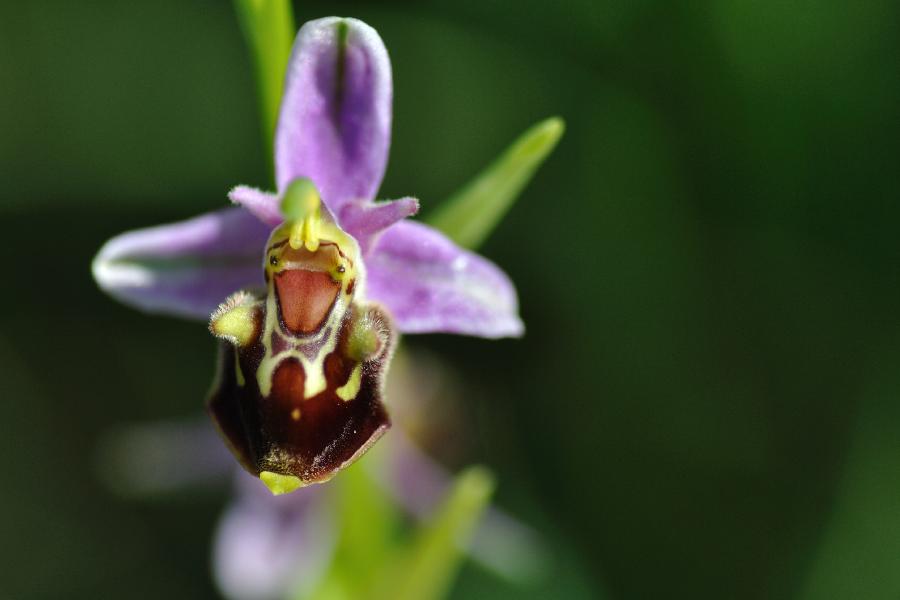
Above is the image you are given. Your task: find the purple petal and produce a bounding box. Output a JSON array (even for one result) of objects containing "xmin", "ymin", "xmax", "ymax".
[
  {"xmin": 96, "ymin": 419, "xmax": 233, "ymax": 496},
  {"xmin": 229, "ymin": 185, "xmax": 281, "ymax": 227},
  {"xmin": 339, "ymin": 197, "xmax": 419, "ymax": 253},
  {"xmin": 92, "ymin": 207, "xmax": 269, "ymax": 319},
  {"xmin": 365, "ymin": 221, "xmax": 524, "ymax": 338},
  {"xmin": 214, "ymin": 472, "xmax": 336, "ymax": 600},
  {"xmin": 275, "ymin": 17, "xmax": 392, "ymax": 210}
]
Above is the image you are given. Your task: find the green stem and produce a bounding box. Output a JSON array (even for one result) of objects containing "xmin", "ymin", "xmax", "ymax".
[
  {"xmin": 233, "ymin": 0, "xmax": 295, "ymax": 184},
  {"xmin": 373, "ymin": 466, "xmax": 496, "ymax": 600}
]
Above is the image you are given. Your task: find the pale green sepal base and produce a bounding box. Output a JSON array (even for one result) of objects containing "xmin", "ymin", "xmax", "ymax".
[
  {"xmin": 260, "ymin": 471, "xmax": 304, "ymax": 496},
  {"xmin": 427, "ymin": 116, "xmax": 565, "ymax": 250}
]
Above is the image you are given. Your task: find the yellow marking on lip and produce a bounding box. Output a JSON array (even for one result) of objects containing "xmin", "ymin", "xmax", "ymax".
[
  {"xmin": 256, "ymin": 179, "xmax": 365, "ymax": 400},
  {"xmin": 291, "ymin": 408, "xmax": 301, "ymax": 421},
  {"xmin": 336, "ymin": 363, "xmax": 363, "ymax": 401}
]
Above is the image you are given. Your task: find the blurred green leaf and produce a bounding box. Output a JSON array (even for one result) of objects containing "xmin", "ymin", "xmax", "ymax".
[
  {"xmin": 373, "ymin": 466, "xmax": 496, "ymax": 600},
  {"xmin": 798, "ymin": 346, "xmax": 900, "ymax": 599},
  {"xmin": 299, "ymin": 459, "xmax": 402, "ymax": 600},
  {"xmin": 233, "ymin": 0, "xmax": 294, "ymax": 181},
  {"xmin": 426, "ymin": 117, "xmax": 564, "ymax": 250}
]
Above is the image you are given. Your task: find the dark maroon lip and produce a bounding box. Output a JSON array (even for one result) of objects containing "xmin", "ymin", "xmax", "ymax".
[{"xmin": 274, "ymin": 269, "xmax": 340, "ymax": 336}]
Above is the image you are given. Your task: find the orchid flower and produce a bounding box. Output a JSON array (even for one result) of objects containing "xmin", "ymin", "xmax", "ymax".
[
  {"xmin": 93, "ymin": 9, "xmax": 565, "ymax": 599},
  {"xmin": 92, "ymin": 17, "xmax": 522, "ymax": 336},
  {"xmin": 93, "ymin": 17, "xmax": 530, "ymax": 492}
]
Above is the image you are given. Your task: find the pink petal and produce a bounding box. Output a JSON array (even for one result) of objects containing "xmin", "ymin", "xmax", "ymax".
[
  {"xmin": 275, "ymin": 17, "xmax": 392, "ymax": 210},
  {"xmin": 92, "ymin": 207, "xmax": 268, "ymax": 319},
  {"xmin": 229, "ymin": 185, "xmax": 281, "ymax": 227},
  {"xmin": 339, "ymin": 197, "xmax": 419, "ymax": 254},
  {"xmin": 365, "ymin": 221, "xmax": 524, "ymax": 338},
  {"xmin": 213, "ymin": 472, "xmax": 336, "ymax": 600}
]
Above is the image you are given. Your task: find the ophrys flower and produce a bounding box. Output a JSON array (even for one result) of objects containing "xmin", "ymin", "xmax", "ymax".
[{"xmin": 93, "ymin": 17, "xmax": 522, "ymax": 493}]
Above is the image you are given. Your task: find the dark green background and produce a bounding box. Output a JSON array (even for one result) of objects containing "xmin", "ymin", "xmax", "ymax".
[{"xmin": 2, "ymin": 1, "xmax": 900, "ymax": 598}]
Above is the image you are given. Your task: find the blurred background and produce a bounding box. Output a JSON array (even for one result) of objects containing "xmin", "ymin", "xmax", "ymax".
[{"xmin": 2, "ymin": 1, "xmax": 900, "ymax": 598}]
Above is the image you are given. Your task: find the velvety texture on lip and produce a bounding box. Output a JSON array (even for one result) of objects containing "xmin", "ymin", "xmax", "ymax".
[
  {"xmin": 206, "ymin": 305, "xmax": 394, "ymax": 484},
  {"xmin": 275, "ymin": 270, "xmax": 341, "ymax": 335}
]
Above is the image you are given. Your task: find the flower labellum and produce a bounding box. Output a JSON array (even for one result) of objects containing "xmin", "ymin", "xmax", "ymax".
[{"xmin": 208, "ymin": 179, "xmax": 394, "ymax": 494}]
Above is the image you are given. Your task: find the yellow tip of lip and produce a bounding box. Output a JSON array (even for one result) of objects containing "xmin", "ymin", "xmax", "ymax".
[{"xmin": 259, "ymin": 471, "xmax": 304, "ymax": 496}]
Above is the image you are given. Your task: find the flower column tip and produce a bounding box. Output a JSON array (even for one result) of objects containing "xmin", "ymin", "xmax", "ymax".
[{"xmin": 281, "ymin": 178, "xmax": 323, "ymax": 252}]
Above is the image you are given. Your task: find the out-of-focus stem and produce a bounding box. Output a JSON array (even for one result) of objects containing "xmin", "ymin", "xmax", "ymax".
[{"xmin": 233, "ymin": 0, "xmax": 295, "ymax": 184}]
